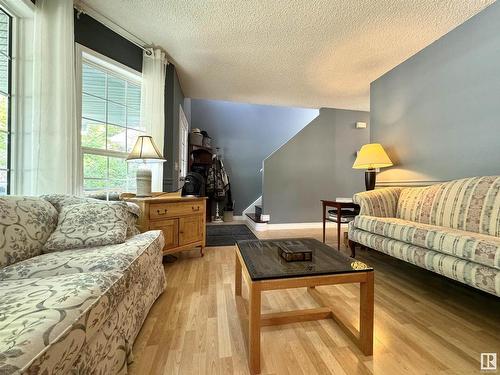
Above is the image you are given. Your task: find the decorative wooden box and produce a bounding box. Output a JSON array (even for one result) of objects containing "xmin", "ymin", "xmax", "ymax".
[{"xmin": 278, "ymin": 244, "xmax": 313, "ymax": 262}]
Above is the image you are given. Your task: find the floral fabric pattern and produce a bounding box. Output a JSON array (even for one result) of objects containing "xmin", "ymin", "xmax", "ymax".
[
  {"xmin": 0, "ymin": 197, "xmax": 58, "ymax": 268},
  {"xmin": 41, "ymin": 195, "xmax": 141, "ymax": 238},
  {"xmin": 44, "ymin": 202, "xmax": 130, "ymax": 252},
  {"xmin": 0, "ymin": 229, "xmax": 166, "ymax": 375}
]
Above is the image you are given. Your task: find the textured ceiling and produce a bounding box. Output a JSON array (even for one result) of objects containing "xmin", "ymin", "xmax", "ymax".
[{"xmin": 81, "ymin": 0, "xmax": 495, "ymax": 110}]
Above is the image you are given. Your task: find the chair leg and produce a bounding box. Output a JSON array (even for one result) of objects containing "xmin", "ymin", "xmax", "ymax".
[{"xmin": 348, "ymin": 240, "xmax": 356, "ymax": 258}]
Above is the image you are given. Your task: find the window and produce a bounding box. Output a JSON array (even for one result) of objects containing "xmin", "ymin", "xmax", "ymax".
[
  {"xmin": 0, "ymin": 9, "xmax": 11, "ymax": 195},
  {"xmin": 79, "ymin": 49, "xmax": 144, "ymax": 195}
]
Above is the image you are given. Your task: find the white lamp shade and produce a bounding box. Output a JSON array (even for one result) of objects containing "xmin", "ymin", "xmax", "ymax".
[{"xmin": 127, "ymin": 135, "xmax": 165, "ymax": 162}]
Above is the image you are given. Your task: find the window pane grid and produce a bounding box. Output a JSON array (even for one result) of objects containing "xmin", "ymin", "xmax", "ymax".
[
  {"xmin": 0, "ymin": 8, "xmax": 10, "ymax": 196},
  {"xmin": 81, "ymin": 58, "xmax": 142, "ymax": 196}
]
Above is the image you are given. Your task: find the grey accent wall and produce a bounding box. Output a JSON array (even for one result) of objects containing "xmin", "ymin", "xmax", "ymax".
[
  {"xmin": 371, "ymin": 2, "xmax": 500, "ymax": 185},
  {"xmin": 262, "ymin": 108, "xmax": 370, "ymax": 223},
  {"xmin": 163, "ymin": 64, "xmax": 186, "ymax": 192},
  {"xmin": 74, "ymin": 11, "xmax": 142, "ymax": 72},
  {"xmin": 190, "ymin": 99, "xmax": 319, "ymax": 215}
]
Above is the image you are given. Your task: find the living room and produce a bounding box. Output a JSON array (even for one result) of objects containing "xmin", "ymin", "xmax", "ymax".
[{"xmin": 0, "ymin": 0, "xmax": 499, "ymax": 374}]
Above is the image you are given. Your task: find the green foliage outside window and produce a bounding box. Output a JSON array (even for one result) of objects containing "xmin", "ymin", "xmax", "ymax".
[{"xmin": 81, "ymin": 60, "xmax": 143, "ymax": 195}]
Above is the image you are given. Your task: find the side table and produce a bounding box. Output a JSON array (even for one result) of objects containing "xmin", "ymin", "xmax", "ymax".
[{"xmin": 321, "ymin": 199, "xmax": 360, "ymax": 256}]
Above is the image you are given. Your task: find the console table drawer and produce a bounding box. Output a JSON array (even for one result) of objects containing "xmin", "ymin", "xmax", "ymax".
[{"xmin": 150, "ymin": 202, "xmax": 203, "ymax": 219}]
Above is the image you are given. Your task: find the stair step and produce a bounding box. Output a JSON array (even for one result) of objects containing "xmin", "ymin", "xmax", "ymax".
[
  {"xmin": 254, "ymin": 205, "xmax": 263, "ymax": 221},
  {"xmin": 246, "ymin": 213, "xmax": 267, "ymax": 224}
]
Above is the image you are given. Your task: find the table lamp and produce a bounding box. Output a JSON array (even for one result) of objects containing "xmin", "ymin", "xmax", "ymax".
[
  {"xmin": 127, "ymin": 135, "xmax": 165, "ymax": 197},
  {"xmin": 352, "ymin": 143, "xmax": 393, "ymax": 190}
]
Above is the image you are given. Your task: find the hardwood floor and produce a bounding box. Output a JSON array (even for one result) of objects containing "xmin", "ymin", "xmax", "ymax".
[{"xmin": 129, "ymin": 227, "xmax": 500, "ymax": 374}]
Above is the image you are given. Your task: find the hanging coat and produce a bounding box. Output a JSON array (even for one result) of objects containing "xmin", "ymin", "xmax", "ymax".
[{"xmin": 207, "ymin": 158, "xmax": 229, "ymax": 201}]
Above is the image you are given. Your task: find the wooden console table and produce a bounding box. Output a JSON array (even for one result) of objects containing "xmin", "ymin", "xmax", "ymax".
[
  {"xmin": 124, "ymin": 194, "xmax": 206, "ymax": 256},
  {"xmin": 321, "ymin": 199, "xmax": 360, "ymax": 255}
]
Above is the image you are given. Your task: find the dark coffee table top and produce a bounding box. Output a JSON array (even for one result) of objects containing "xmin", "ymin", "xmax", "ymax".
[{"xmin": 236, "ymin": 238, "xmax": 372, "ymax": 281}]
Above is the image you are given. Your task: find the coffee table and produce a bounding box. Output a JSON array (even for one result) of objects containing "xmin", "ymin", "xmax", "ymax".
[{"xmin": 235, "ymin": 238, "xmax": 374, "ymax": 374}]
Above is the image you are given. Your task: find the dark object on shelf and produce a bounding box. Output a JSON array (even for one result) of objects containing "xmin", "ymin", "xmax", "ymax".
[
  {"xmin": 181, "ymin": 172, "xmax": 205, "ymax": 196},
  {"xmin": 278, "ymin": 244, "xmax": 313, "ymax": 262},
  {"xmin": 190, "ymin": 128, "xmax": 203, "ymax": 146},
  {"xmin": 201, "ymin": 131, "xmax": 212, "ymax": 148}
]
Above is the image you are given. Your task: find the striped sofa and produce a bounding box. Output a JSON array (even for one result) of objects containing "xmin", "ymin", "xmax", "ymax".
[{"xmin": 348, "ymin": 176, "xmax": 500, "ymax": 297}]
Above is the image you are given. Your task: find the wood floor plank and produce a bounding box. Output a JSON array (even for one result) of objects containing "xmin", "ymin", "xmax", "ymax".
[{"xmin": 129, "ymin": 227, "xmax": 500, "ymax": 375}]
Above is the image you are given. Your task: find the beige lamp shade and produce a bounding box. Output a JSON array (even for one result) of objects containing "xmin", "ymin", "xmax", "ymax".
[
  {"xmin": 127, "ymin": 135, "xmax": 165, "ymax": 162},
  {"xmin": 353, "ymin": 143, "xmax": 393, "ymax": 170}
]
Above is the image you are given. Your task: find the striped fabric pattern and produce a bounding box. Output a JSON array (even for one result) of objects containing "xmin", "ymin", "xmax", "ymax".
[
  {"xmin": 348, "ymin": 225, "xmax": 500, "ymax": 297},
  {"xmin": 354, "ymin": 215, "xmax": 500, "ymax": 270},
  {"xmin": 353, "ymin": 187, "xmax": 403, "ymax": 217},
  {"xmin": 396, "ymin": 176, "xmax": 500, "ymax": 237}
]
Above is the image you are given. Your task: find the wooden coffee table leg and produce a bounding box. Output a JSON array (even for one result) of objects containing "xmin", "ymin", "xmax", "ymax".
[
  {"xmin": 248, "ymin": 282, "xmax": 261, "ymax": 374},
  {"xmin": 359, "ymin": 271, "xmax": 374, "ymax": 355},
  {"xmin": 235, "ymin": 253, "xmax": 242, "ymax": 296}
]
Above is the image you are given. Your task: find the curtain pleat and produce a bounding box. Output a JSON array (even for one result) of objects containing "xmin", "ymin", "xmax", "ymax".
[{"xmin": 141, "ymin": 48, "xmax": 167, "ymax": 192}]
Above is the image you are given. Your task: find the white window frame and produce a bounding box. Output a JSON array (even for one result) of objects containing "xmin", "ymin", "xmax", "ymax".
[
  {"xmin": 75, "ymin": 43, "xmax": 143, "ymax": 195},
  {"xmin": 178, "ymin": 104, "xmax": 189, "ymax": 184},
  {"xmin": 0, "ymin": 6, "xmax": 12, "ymax": 195}
]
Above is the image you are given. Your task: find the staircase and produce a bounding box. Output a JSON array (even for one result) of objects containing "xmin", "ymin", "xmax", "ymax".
[{"xmin": 245, "ymin": 204, "xmax": 268, "ymax": 223}]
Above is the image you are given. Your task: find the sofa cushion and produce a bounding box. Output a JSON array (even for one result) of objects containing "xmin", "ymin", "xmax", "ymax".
[
  {"xmin": 0, "ymin": 196, "xmax": 58, "ymax": 268},
  {"xmin": 348, "ymin": 226, "xmax": 500, "ymax": 297},
  {"xmin": 0, "ymin": 271, "xmax": 124, "ymax": 375},
  {"xmin": 41, "ymin": 194, "xmax": 141, "ymax": 237},
  {"xmin": 396, "ymin": 176, "xmax": 500, "ymax": 237},
  {"xmin": 44, "ymin": 202, "xmax": 129, "ymax": 252},
  {"xmin": 0, "ymin": 230, "xmax": 165, "ymax": 375},
  {"xmin": 0, "ymin": 231, "xmax": 163, "ymax": 280},
  {"xmin": 354, "ymin": 215, "xmax": 500, "ymax": 270}
]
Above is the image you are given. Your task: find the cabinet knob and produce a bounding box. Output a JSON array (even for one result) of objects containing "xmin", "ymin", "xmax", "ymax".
[
  {"xmin": 157, "ymin": 209, "xmax": 168, "ymax": 215},
  {"xmin": 192, "ymin": 206, "xmax": 200, "ymax": 211}
]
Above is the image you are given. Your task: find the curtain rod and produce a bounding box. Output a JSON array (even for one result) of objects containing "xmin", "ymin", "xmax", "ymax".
[{"xmin": 74, "ymin": 2, "xmax": 152, "ymax": 56}]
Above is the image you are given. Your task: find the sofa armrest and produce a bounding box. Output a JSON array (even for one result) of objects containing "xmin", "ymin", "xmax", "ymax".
[{"xmin": 353, "ymin": 187, "xmax": 403, "ymax": 217}]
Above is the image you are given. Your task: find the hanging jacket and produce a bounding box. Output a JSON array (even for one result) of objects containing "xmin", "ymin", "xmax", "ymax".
[{"xmin": 207, "ymin": 157, "xmax": 229, "ymax": 200}]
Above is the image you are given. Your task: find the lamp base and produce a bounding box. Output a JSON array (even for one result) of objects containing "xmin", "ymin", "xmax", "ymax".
[
  {"xmin": 136, "ymin": 166, "xmax": 152, "ymax": 197},
  {"xmin": 365, "ymin": 169, "xmax": 376, "ymax": 191}
]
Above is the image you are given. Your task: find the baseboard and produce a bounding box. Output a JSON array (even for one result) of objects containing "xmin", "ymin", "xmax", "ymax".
[
  {"xmin": 267, "ymin": 222, "xmax": 348, "ymax": 230},
  {"xmin": 245, "ymin": 217, "xmax": 348, "ymax": 232}
]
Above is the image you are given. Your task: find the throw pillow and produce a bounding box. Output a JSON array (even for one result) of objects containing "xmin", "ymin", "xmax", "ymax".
[
  {"xmin": 44, "ymin": 202, "xmax": 129, "ymax": 252},
  {"xmin": 0, "ymin": 196, "xmax": 58, "ymax": 267},
  {"xmin": 41, "ymin": 194, "xmax": 141, "ymax": 237}
]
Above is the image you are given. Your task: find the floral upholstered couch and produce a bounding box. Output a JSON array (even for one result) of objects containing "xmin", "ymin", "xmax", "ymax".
[
  {"xmin": 0, "ymin": 195, "xmax": 166, "ymax": 374},
  {"xmin": 348, "ymin": 176, "xmax": 500, "ymax": 297}
]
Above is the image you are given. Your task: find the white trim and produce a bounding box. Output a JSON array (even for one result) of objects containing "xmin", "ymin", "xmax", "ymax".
[
  {"xmin": 78, "ymin": 44, "xmax": 141, "ymax": 82},
  {"xmin": 245, "ymin": 216, "xmax": 346, "ymax": 232},
  {"xmin": 0, "ymin": 0, "xmax": 34, "ymax": 18},
  {"xmin": 267, "ymin": 222, "xmax": 347, "ymax": 230},
  {"xmin": 178, "ymin": 104, "xmax": 189, "ymax": 184},
  {"xmin": 242, "ymin": 196, "xmax": 262, "ymax": 215}
]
